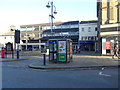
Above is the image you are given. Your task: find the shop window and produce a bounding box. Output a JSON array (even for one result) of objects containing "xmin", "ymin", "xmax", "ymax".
[
  {"xmin": 91, "ymin": 37, "xmax": 94, "ymax": 40},
  {"xmin": 82, "ymin": 37, "xmax": 87, "ymax": 40},
  {"xmin": 88, "ymin": 37, "xmax": 92, "ymax": 40}
]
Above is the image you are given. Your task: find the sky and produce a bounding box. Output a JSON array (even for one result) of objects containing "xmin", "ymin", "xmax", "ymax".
[{"xmin": 0, "ymin": 0, "xmax": 97, "ymax": 33}]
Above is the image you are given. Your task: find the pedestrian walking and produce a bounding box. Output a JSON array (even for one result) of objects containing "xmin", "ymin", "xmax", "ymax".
[{"xmin": 112, "ymin": 44, "xmax": 120, "ymax": 59}]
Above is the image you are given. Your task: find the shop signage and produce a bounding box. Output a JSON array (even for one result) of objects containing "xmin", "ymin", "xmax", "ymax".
[
  {"xmin": 49, "ymin": 41, "xmax": 57, "ymax": 44},
  {"xmin": 80, "ymin": 41, "xmax": 95, "ymax": 44},
  {"xmin": 106, "ymin": 41, "xmax": 111, "ymax": 50}
]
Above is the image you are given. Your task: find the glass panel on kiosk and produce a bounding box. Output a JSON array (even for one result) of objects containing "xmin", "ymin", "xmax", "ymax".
[
  {"xmin": 66, "ymin": 40, "xmax": 72, "ymax": 62},
  {"xmin": 41, "ymin": 45, "xmax": 46, "ymax": 53},
  {"xmin": 49, "ymin": 40, "xmax": 57, "ymax": 61},
  {"xmin": 58, "ymin": 41, "xmax": 67, "ymax": 62},
  {"xmin": 66, "ymin": 40, "xmax": 70, "ymax": 61},
  {"xmin": 70, "ymin": 41, "xmax": 73, "ymax": 61}
]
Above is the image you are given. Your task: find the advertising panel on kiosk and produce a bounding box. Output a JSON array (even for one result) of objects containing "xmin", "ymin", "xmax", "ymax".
[{"xmin": 58, "ymin": 41, "xmax": 66, "ymax": 62}]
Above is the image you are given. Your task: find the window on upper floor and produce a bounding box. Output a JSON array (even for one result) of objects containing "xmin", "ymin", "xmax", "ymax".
[
  {"xmin": 88, "ymin": 27, "xmax": 91, "ymax": 32},
  {"xmin": 62, "ymin": 25, "xmax": 70, "ymax": 29},
  {"xmin": 81, "ymin": 28, "xmax": 84, "ymax": 32},
  {"xmin": 42, "ymin": 26, "xmax": 47, "ymax": 30},
  {"xmin": 39, "ymin": 26, "xmax": 42, "ymax": 30},
  {"xmin": 109, "ymin": 7, "xmax": 114, "ymax": 20},
  {"xmin": 21, "ymin": 28, "xmax": 27, "ymax": 31},
  {"xmin": 34, "ymin": 26, "xmax": 39, "ymax": 30},
  {"xmin": 55, "ymin": 25, "xmax": 62, "ymax": 29},
  {"xmin": 27, "ymin": 27, "xmax": 33, "ymax": 31},
  {"xmin": 76, "ymin": 31, "xmax": 79, "ymax": 35},
  {"xmin": 62, "ymin": 32, "xmax": 69, "ymax": 36},
  {"xmin": 69, "ymin": 32, "xmax": 75, "ymax": 36},
  {"xmin": 34, "ymin": 33, "xmax": 39, "ymax": 37},
  {"xmin": 118, "ymin": 4, "xmax": 120, "ymax": 22},
  {"xmin": 95, "ymin": 27, "xmax": 97, "ymax": 31},
  {"xmin": 71, "ymin": 24, "xmax": 79, "ymax": 28},
  {"xmin": 54, "ymin": 33, "xmax": 60, "ymax": 36},
  {"xmin": 42, "ymin": 33, "xmax": 47, "ymax": 37},
  {"xmin": 21, "ymin": 34, "xmax": 25, "ymax": 38}
]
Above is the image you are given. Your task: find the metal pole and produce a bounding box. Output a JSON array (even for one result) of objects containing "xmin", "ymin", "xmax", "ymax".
[
  {"xmin": 17, "ymin": 44, "xmax": 19, "ymax": 59},
  {"xmin": 12, "ymin": 44, "xmax": 14, "ymax": 59},
  {"xmin": 51, "ymin": 2, "xmax": 53, "ymax": 36},
  {"xmin": 26, "ymin": 27, "xmax": 28, "ymax": 50},
  {"xmin": 97, "ymin": 2, "xmax": 102, "ymax": 55},
  {"xmin": 43, "ymin": 54, "xmax": 46, "ymax": 66},
  {"xmin": 39, "ymin": 26, "xmax": 41, "ymax": 50}
]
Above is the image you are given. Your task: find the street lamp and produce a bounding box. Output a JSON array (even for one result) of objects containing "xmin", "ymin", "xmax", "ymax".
[{"xmin": 46, "ymin": 1, "xmax": 57, "ymax": 36}]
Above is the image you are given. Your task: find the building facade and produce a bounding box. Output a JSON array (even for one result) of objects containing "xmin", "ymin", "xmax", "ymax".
[
  {"xmin": 0, "ymin": 28, "xmax": 16, "ymax": 50},
  {"xmin": 79, "ymin": 20, "xmax": 98, "ymax": 51},
  {"xmin": 0, "ymin": 32, "xmax": 14, "ymax": 47},
  {"xmin": 20, "ymin": 22, "xmax": 62, "ymax": 50},
  {"xmin": 97, "ymin": 0, "xmax": 120, "ymax": 55},
  {"xmin": 41, "ymin": 21, "xmax": 79, "ymax": 50}
]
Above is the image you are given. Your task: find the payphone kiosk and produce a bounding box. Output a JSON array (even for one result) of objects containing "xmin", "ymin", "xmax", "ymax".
[{"xmin": 49, "ymin": 39, "xmax": 73, "ymax": 63}]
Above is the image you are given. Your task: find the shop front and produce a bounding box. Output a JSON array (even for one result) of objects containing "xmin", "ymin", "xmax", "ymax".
[
  {"xmin": 79, "ymin": 41, "xmax": 95, "ymax": 51},
  {"xmin": 102, "ymin": 36, "xmax": 120, "ymax": 55}
]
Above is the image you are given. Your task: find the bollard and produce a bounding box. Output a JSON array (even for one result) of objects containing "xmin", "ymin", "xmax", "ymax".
[
  {"xmin": 43, "ymin": 54, "xmax": 46, "ymax": 66},
  {"xmin": 1, "ymin": 48, "xmax": 5, "ymax": 58},
  {"xmin": 12, "ymin": 50, "xmax": 14, "ymax": 59},
  {"xmin": 17, "ymin": 49, "xmax": 19, "ymax": 59}
]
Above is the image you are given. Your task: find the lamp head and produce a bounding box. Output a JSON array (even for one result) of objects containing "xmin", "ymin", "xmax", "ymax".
[
  {"xmin": 46, "ymin": 3, "xmax": 50, "ymax": 8},
  {"xmin": 54, "ymin": 11, "xmax": 57, "ymax": 14}
]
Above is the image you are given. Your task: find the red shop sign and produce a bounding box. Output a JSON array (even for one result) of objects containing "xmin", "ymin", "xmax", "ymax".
[{"xmin": 106, "ymin": 41, "xmax": 111, "ymax": 50}]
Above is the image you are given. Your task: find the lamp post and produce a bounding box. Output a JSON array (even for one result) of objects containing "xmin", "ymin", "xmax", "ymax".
[
  {"xmin": 46, "ymin": 1, "xmax": 57, "ymax": 36},
  {"xmin": 97, "ymin": 1, "xmax": 102, "ymax": 55}
]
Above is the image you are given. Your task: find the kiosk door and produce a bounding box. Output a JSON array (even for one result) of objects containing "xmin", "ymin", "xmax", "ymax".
[{"xmin": 49, "ymin": 40, "xmax": 57, "ymax": 61}]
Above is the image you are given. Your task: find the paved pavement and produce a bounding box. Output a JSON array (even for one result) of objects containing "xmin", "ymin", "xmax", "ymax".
[
  {"xmin": 1, "ymin": 51, "xmax": 120, "ymax": 69},
  {"xmin": 28, "ymin": 55, "xmax": 119, "ymax": 69}
]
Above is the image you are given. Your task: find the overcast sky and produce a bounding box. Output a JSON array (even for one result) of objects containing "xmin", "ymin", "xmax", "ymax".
[{"xmin": 0, "ymin": 0, "xmax": 97, "ymax": 33}]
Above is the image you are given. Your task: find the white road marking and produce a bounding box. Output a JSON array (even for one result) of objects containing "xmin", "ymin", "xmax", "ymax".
[{"xmin": 99, "ymin": 71, "xmax": 111, "ymax": 77}]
